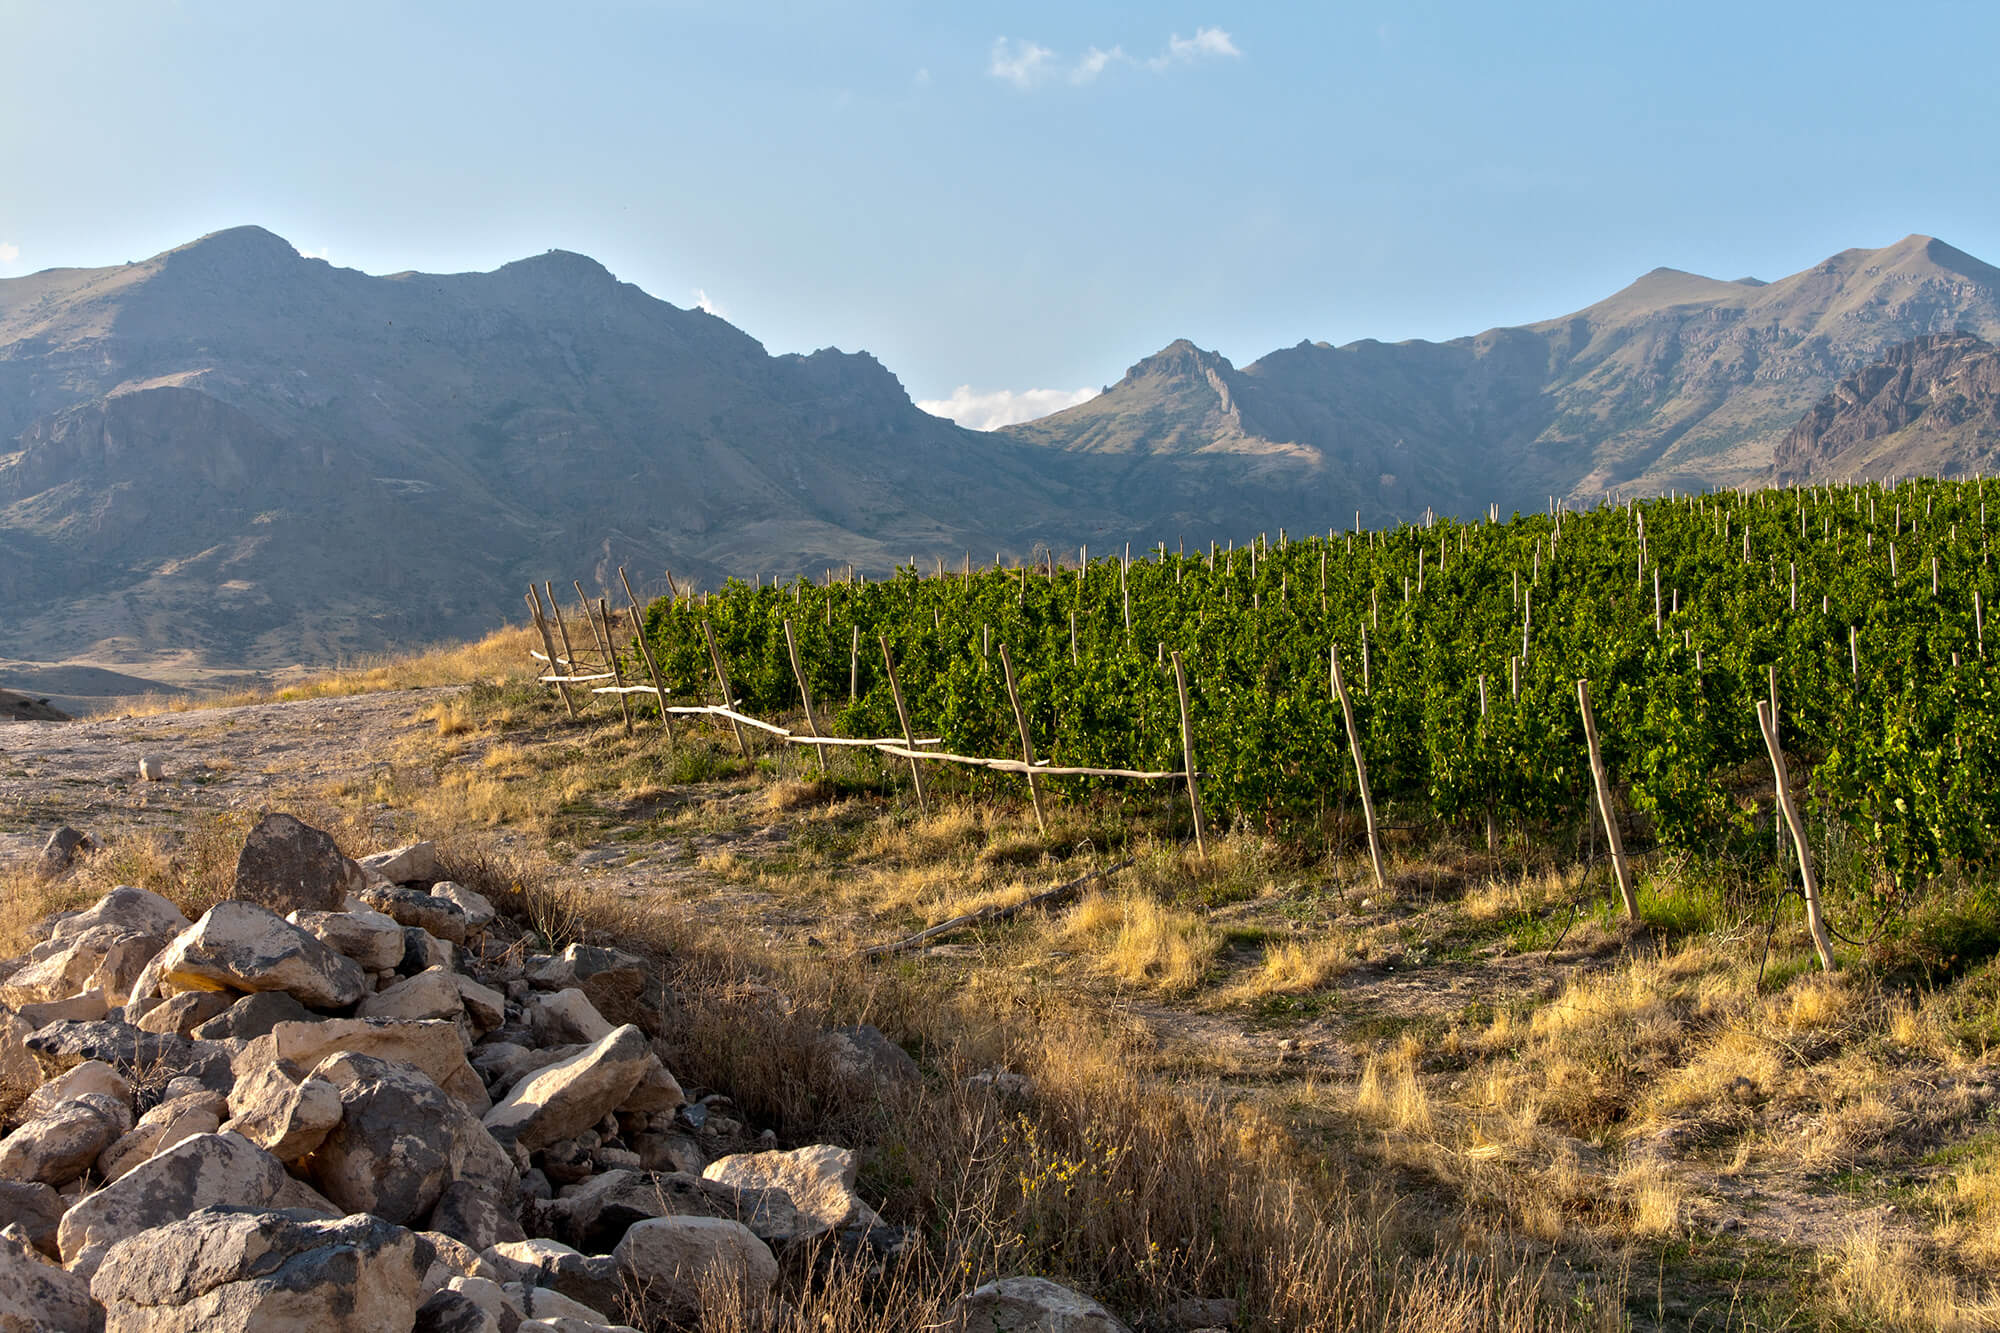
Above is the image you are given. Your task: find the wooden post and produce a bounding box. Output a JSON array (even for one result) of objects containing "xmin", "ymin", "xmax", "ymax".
[
  {"xmin": 878, "ymin": 635, "xmax": 927, "ymax": 812},
  {"xmin": 782, "ymin": 619, "xmax": 828, "ymax": 777},
  {"xmin": 997, "ymin": 643, "xmax": 1047, "ymax": 835},
  {"xmin": 545, "ymin": 582, "xmax": 585, "ymax": 712},
  {"xmin": 1758, "ymin": 699, "xmax": 1837, "ymax": 971},
  {"xmin": 596, "ymin": 597, "xmax": 635, "ymax": 736},
  {"xmin": 526, "ymin": 589, "xmax": 577, "ymax": 718},
  {"xmin": 1171, "ymin": 650, "xmax": 1208, "ymax": 859},
  {"xmin": 578, "ymin": 584, "xmax": 633, "ymax": 735},
  {"xmin": 1577, "ymin": 679, "xmax": 1639, "ymax": 920},
  {"xmin": 618, "ymin": 568, "xmax": 673, "ymax": 738},
  {"xmin": 1330, "ymin": 645, "xmax": 1384, "ymax": 890},
  {"xmin": 849, "ymin": 624, "xmax": 860, "ymax": 701},
  {"xmin": 700, "ymin": 618, "xmax": 751, "ymax": 758}
]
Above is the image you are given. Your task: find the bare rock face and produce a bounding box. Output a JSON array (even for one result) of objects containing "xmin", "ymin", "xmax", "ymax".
[
  {"xmin": 0, "ymin": 1226, "xmax": 95, "ymax": 1332},
  {"xmin": 482, "ymin": 1025, "xmax": 652, "ymax": 1153},
  {"xmin": 304, "ymin": 1051, "xmax": 516, "ymax": 1228},
  {"xmin": 152, "ymin": 901, "xmax": 367, "ymax": 1010},
  {"xmin": 231, "ymin": 813, "xmax": 364, "ymax": 916},
  {"xmin": 612, "ymin": 1215, "xmax": 777, "ymax": 1322},
  {"xmin": 90, "ymin": 1206, "xmax": 429, "ymax": 1333},
  {"xmin": 0, "ymin": 1091, "xmax": 132, "ymax": 1186},
  {"xmin": 221, "ymin": 1062, "xmax": 342, "ymax": 1164},
  {"xmin": 946, "ymin": 1276, "xmax": 1133, "ymax": 1333},
  {"xmin": 56, "ymin": 1130, "xmax": 289, "ymax": 1275},
  {"xmin": 701, "ymin": 1143, "xmax": 880, "ymax": 1240}
]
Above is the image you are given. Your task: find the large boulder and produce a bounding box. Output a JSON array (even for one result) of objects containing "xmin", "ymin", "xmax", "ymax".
[
  {"xmin": 529, "ymin": 945, "xmax": 665, "ymax": 1035},
  {"xmin": 700, "ymin": 1143, "xmax": 880, "ymax": 1240},
  {"xmin": 529, "ymin": 989, "xmax": 611, "ymax": 1045},
  {"xmin": 191, "ymin": 990, "xmax": 312, "ymax": 1042},
  {"xmin": 358, "ymin": 966, "xmax": 463, "ymax": 1022},
  {"xmin": 3, "ymin": 923, "xmax": 171, "ymax": 1007},
  {"xmin": 91, "ymin": 1206, "xmax": 428, "ymax": 1332},
  {"xmin": 50, "ymin": 886, "xmax": 190, "ymax": 945},
  {"xmin": 56, "ymin": 1130, "xmax": 288, "ymax": 1274},
  {"xmin": 134, "ymin": 990, "xmax": 235, "ymax": 1037},
  {"xmin": 305, "ymin": 1051, "xmax": 516, "ymax": 1227},
  {"xmin": 359, "ymin": 841, "xmax": 440, "ymax": 885},
  {"xmin": 152, "ymin": 902, "xmax": 367, "ymax": 1010},
  {"xmin": 236, "ymin": 1017, "xmax": 489, "ymax": 1114},
  {"xmin": 24, "ymin": 1020, "xmax": 231, "ymax": 1091},
  {"xmin": 485, "ymin": 1237, "xmax": 622, "ymax": 1313},
  {"xmin": 612, "ymin": 1215, "xmax": 776, "ymax": 1322},
  {"xmin": 362, "ymin": 886, "xmax": 471, "ymax": 946},
  {"xmin": 221, "ymin": 1062, "xmax": 342, "ymax": 1163},
  {"xmin": 15, "ymin": 1059, "xmax": 129, "ymax": 1123},
  {"xmin": 0, "ymin": 1178, "xmax": 65, "ymax": 1258},
  {"xmin": 0, "ymin": 1227, "xmax": 94, "ymax": 1332},
  {"xmin": 544, "ymin": 1168, "xmax": 800, "ymax": 1252},
  {"xmin": 430, "ymin": 882, "xmax": 495, "ymax": 929},
  {"xmin": 482, "ymin": 1025, "xmax": 652, "ymax": 1152},
  {"xmin": 0, "ymin": 1091, "xmax": 132, "ymax": 1186},
  {"xmin": 231, "ymin": 813, "xmax": 365, "ymax": 915},
  {"xmin": 946, "ymin": 1276, "xmax": 1133, "ymax": 1333},
  {"xmin": 289, "ymin": 909, "xmax": 408, "ymax": 972}
]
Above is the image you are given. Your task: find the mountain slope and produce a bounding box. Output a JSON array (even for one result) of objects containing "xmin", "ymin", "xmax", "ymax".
[
  {"xmin": 1773, "ymin": 332, "xmax": 2000, "ymax": 482},
  {"xmin": 0, "ymin": 228, "xmax": 1112, "ymax": 665},
  {"xmin": 1004, "ymin": 235, "xmax": 2000, "ymax": 521}
]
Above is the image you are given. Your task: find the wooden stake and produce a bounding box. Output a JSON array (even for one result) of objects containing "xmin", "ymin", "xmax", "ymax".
[
  {"xmin": 1330, "ymin": 645, "xmax": 1384, "ymax": 890},
  {"xmin": 545, "ymin": 582, "xmax": 584, "ymax": 712},
  {"xmin": 577, "ymin": 586, "xmax": 634, "ymax": 734},
  {"xmin": 618, "ymin": 568, "xmax": 673, "ymax": 737},
  {"xmin": 850, "ymin": 624, "xmax": 860, "ymax": 701},
  {"xmin": 592, "ymin": 597, "xmax": 634, "ymax": 735},
  {"xmin": 1171, "ymin": 650, "xmax": 1208, "ymax": 859},
  {"xmin": 1757, "ymin": 698, "xmax": 1837, "ymax": 971},
  {"xmin": 878, "ymin": 635, "xmax": 927, "ymax": 812},
  {"xmin": 1577, "ymin": 679, "xmax": 1639, "ymax": 920},
  {"xmin": 526, "ymin": 588, "xmax": 577, "ymax": 718},
  {"xmin": 782, "ymin": 619, "xmax": 828, "ymax": 777},
  {"xmin": 700, "ymin": 618, "xmax": 751, "ymax": 757},
  {"xmin": 997, "ymin": 643, "xmax": 1047, "ymax": 835}
]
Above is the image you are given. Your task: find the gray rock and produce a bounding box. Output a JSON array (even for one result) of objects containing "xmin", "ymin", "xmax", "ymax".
[
  {"xmin": 232, "ymin": 813, "xmax": 365, "ymax": 915},
  {"xmin": 135, "ymin": 989, "xmax": 236, "ymax": 1037},
  {"xmin": 485, "ymin": 1237, "xmax": 622, "ymax": 1315},
  {"xmin": 611, "ymin": 1215, "xmax": 777, "ymax": 1322},
  {"xmin": 431, "ymin": 882, "xmax": 496, "ymax": 929},
  {"xmin": 701, "ymin": 1143, "xmax": 880, "ymax": 1240},
  {"xmin": 238, "ymin": 1017, "xmax": 489, "ymax": 1114},
  {"xmin": 360, "ymin": 841, "xmax": 441, "ymax": 885},
  {"xmin": 221, "ymin": 1061, "xmax": 342, "ymax": 1163},
  {"xmin": 358, "ymin": 966, "xmax": 464, "ymax": 1022},
  {"xmin": 153, "ymin": 901, "xmax": 367, "ymax": 1010},
  {"xmin": 12, "ymin": 989, "xmax": 110, "ymax": 1028},
  {"xmin": 0, "ymin": 1091, "xmax": 132, "ymax": 1186},
  {"xmin": 529, "ymin": 989, "xmax": 611, "ymax": 1045},
  {"xmin": 57, "ymin": 1130, "xmax": 288, "ymax": 1274},
  {"xmin": 16, "ymin": 1058, "xmax": 130, "ymax": 1121},
  {"xmin": 91, "ymin": 1205, "xmax": 428, "ymax": 1332},
  {"xmin": 0, "ymin": 1178, "xmax": 65, "ymax": 1258},
  {"xmin": 0, "ymin": 1226, "xmax": 94, "ymax": 1332},
  {"xmin": 415, "ymin": 1287, "xmax": 510, "ymax": 1333},
  {"xmin": 306, "ymin": 1051, "xmax": 516, "ymax": 1227},
  {"xmin": 51, "ymin": 885, "xmax": 190, "ymax": 945},
  {"xmin": 430, "ymin": 1178, "xmax": 526, "ymax": 1251},
  {"xmin": 97, "ymin": 1089, "xmax": 228, "ymax": 1181},
  {"xmin": 946, "ymin": 1276, "xmax": 1132, "ymax": 1333},
  {"xmin": 365, "ymin": 886, "xmax": 471, "ymax": 945},
  {"xmin": 289, "ymin": 908, "xmax": 408, "ymax": 972},
  {"xmin": 482, "ymin": 1025, "xmax": 651, "ymax": 1152},
  {"xmin": 3, "ymin": 922, "xmax": 172, "ymax": 1007},
  {"xmin": 35, "ymin": 826, "xmax": 90, "ymax": 878},
  {"xmin": 25, "ymin": 1018, "xmax": 231, "ymax": 1090},
  {"xmin": 825, "ymin": 1024, "xmax": 920, "ymax": 1084},
  {"xmin": 191, "ymin": 990, "xmax": 312, "ymax": 1042}
]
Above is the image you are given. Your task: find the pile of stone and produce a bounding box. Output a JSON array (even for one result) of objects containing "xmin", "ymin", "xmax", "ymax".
[{"xmin": 1, "ymin": 813, "xmax": 1139, "ymax": 1332}]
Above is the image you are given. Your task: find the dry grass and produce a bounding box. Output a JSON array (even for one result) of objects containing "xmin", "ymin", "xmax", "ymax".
[{"xmin": 1060, "ymin": 890, "xmax": 1221, "ymax": 995}]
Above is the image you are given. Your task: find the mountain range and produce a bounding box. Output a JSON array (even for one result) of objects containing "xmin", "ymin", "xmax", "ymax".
[{"xmin": 5, "ymin": 227, "xmax": 1999, "ymax": 667}]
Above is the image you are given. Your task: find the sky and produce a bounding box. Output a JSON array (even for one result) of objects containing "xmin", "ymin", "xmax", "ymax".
[{"xmin": 5, "ymin": 1, "xmax": 2000, "ymax": 428}]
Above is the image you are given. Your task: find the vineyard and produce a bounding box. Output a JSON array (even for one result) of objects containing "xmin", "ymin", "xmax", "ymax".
[{"xmin": 599, "ymin": 478, "xmax": 2000, "ymax": 918}]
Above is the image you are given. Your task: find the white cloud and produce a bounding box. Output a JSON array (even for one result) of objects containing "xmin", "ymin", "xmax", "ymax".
[
  {"xmin": 988, "ymin": 37, "xmax": 1054, "ymax": 89},
  {"xmin": 1071, "ymin": 45, "xmax": 1125, "ymax": 84},
  {"xmin": 914, "ymin": 66, "xmax": 931, "ymax": 86},
  {"xmin": 1149, "ymin": 26, "xmax": 1240, "ymax": 70},
  {"xmin": 991, "ymin": 27, "xmax": 1240, "ymax": 89},
  {"xmin": 692, "ymin": 288, "xmax": 725, "ymax": 317},
  {"xmin": 0, "ymin": 242, "xmax": 20, "ymax": 267},
  {"xmin": 917, "ymin": 385, "xmax": 1100, "ymax": 432},
  {"xmin": 295, "ymin": 244, "xmax": 330, "ymax": 261}
]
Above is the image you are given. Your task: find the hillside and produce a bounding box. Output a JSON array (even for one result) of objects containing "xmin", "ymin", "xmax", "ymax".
[
  {"xmin": 1004, "ymin": 235, "xmax": 2000, "ymax": 521},
  {"xmin": 1773, "ymin": 331, "xmax": 2000, "ymax": 481},
  {"xmin": 0, "ymin": 228, "xmax": 1113, "ymax": 666}
]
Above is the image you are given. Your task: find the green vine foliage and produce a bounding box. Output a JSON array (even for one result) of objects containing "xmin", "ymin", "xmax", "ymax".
[{"xmin": 635, "ymin": 480, "xmax": 2000, "ymax": 893}]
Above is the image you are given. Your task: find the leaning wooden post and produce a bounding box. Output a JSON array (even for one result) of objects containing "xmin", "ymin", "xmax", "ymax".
[
  {"xmin": 1330, "ymin": 644, "xmax": 1385, "ymax": 891},
  {"xmin": 579, "ymin": 585, "xmax": 633, "ymax": 735},
  {"xmin": 877, "ymin": 635, "xmax": 927, "ymax": 812},
  {"xmin": 699, "ymin": 618, "xmax": 751, "ymax": 758},
  {"xmin": 996, "ymin": 643, "xmax": 1048, "ymax": 835},
  {"xmin": 545, "ymin": 582, "xmax": 585, "ymax": 713},
  {"xmin": 782, "ymin": 619, "xmax": 829, "ymax": 777},
  {"xmin": 526, "ymin": 588, "xmax": 577, "ymax": 718},
  {"xmin": 1577, "ymin": 679, "xmax": 1639, "ymax": 920},
  {"xmin": 617, "ymin": 567, "xmax": 673, "ymax": 739},
  {"xmin": 1757, "ymin": 698, "xmax": 1837, "ymax": 972},
  {"xmin": 1170, "ymin": 650, "xmax": 1208, "ymax": 859}
]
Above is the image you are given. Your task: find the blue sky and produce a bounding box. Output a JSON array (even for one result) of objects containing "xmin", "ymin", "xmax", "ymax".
[{"xmin": 5, "ymin": 2, "xmax": 1998, "ymax": 426}]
